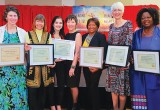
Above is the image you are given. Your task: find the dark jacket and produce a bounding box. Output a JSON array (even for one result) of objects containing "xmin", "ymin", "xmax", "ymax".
[{"xmin": 82, "ymin": 32, "xmax": 108, "ymax": 69}]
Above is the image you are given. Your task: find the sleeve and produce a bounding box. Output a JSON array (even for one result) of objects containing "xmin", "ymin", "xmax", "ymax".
[
  {"xmin": 125, "ymin": 21, "xmax": 133, "ymax": 46},
  {"xmin": 48, "ymin": 34, "xmax": 53, "ymax": 44},
  {"xmin": 108, "ymin": 24, "xmax": 112, "ymax": 44},
  {"xmin": 99, "ymin": 33, "xmax": 108, "ymax": 69}
]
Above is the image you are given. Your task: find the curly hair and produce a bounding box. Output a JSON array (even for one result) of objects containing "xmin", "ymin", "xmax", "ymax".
[
  {"xmin": 136, "ymin": 7, "xmax": 159, "ymax": 28},
  {"xmin": 3, "ymin": 6, "xmax": 20, "ymax": 22}
]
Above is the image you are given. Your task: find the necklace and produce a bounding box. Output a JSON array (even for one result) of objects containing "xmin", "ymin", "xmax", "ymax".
[
  {"xmin": 142, "ymin": 27, "xmax": 154, "ymax": 36},
  {"xmin": 6, "ymin": 24, "xmax": 18, "ymax": 36}
]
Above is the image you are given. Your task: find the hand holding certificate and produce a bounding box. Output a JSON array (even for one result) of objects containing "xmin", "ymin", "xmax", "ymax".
[
  {"xmin": 52, "ymin": 39, "xmax": 75, "ymax": 60},
  {"xmin": 28, "ymin": 44, "xmax": 54, "ymax": 66},
  {"xmin": 133, "ymin": 50, "xmax": 160, "ymax": 74},
  {"xmin": 80, "ymin": 47, "xmax": 104, "ymax": 68},
  {"xmin": 0, "ymin": 44, "xmax": 25, "ymax": 66}
]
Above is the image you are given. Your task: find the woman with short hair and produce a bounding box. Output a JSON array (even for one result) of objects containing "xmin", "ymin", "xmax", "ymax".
[{"xmin": 105, "ymin": 2, "xmax": 133, "ymax": 110}]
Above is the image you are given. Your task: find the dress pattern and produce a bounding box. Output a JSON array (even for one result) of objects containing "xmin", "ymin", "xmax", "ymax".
[
  {"xmin": 106, "ymin": 21, "xmax": 133, "ymax": 95},
  {"xmin": 0, "ymin": 31, "xmax": 28, "ymax": 110}
]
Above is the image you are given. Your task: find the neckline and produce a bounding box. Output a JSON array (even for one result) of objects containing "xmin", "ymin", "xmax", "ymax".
[{"xmin": 113, "ymin": 20, "xmax": 128, "ymax": 28}]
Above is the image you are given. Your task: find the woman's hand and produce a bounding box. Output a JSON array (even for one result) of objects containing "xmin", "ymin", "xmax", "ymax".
[
  {"xmin": 25, "ymin": 43, "xmax": 31, "ymax": 51},
  {"xmin": 69, "ymin": 68, "xmax": 75, "ymax": 77},
  {"xmin": 89, "ymin": 67, "xmax": 98, "ymax": 73},
  {"xmin": 120, "ymin": 63, "xmax": 130, "ymax": 70},
  {"xmin": 55, "ymin": 58, "xmax": 63, "ymax": 62},
  {"xmin": 47, "ymin": 62, "xmax": 56, "ymax": 68}
]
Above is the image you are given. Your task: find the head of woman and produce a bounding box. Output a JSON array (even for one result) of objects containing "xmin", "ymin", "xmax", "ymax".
[
  {"xmin": 3, "ymin": 6, "xmax": 20, "ymax": 25},
  {"xmin": 86, "ymin": 18, "xmax": 100, "ymax": 34},
  {"xmin": 136, "ymin": 8, "xmax": 159, "ymax": 28},
  {"xmin": 32, "ymin": 14, "xmax": 47, "ymax": 32},
  {"xmin": 50, "ymin": 16, "xmax": 65, "ymax": 37},
  {"xmin": 65, "ymin": 14, "xmax": 78, "ymax": 32},
  {"xmin": 111, "ymin": 2, "xmax": 124, "ymax": 20}
]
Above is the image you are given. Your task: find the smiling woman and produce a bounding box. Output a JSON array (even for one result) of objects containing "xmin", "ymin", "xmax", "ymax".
[
  {"xmin": 0, "ymin": 6, "xmax": 28, "ymax": 110},
  {"xmin": 82, "ymin": 18, "xmax": 107, "ymax": 110},
  {"xmin": 130, "ymin": 7, "xmax": 160, "ymax": 110},
  {"xmin": 105, "ymin": 2, "xmax": 133, "ymax": 110},
  {"xmin": 25, "ymin": 14, "xmax": 56, "ymax": 110}
]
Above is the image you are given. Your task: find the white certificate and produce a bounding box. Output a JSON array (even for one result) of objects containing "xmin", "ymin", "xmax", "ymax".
[
  {"xmin": 29, "ymin": 44, "xmax": 54, "ymax": 66},
  {"xmin": 52, "ymin": 39, "xmax": 75, "ymax": 60},
  {"xmin": 105, "ymin": 45, "xmax": 129, "ymax": 67},
  {"xmin": 133, "ymin": 51, "xmax": 160, "ymax": 74},
  {"xmin": 80, "ymin": 47, "xmax": 104, "ymax": 68},
  {"xmin": 0, "ymin": 44, "xmax": 25, "ymax": 66}
]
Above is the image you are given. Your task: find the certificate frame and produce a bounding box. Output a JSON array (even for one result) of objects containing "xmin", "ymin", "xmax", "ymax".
[
  {"xmin": 28, "ymin": 44, "xmax": 54, "ymax": 66},
  {"xmin": 0, "ymin": 43, "xmax": 25, "ymax": 66},
  {"xmin": 79, "ymin": 47, "xmax": 104, "ymax": 69},
  {"xmin": 105, "ymin": 45, "xmax": 130, "ymax": 67},
  {"xmin": 133, "ymin": 50, "xmax": 160, "ymax": 74},
  {"xmin": 52, "ymin": 39, "xmax": 75, "ymax": 60}
]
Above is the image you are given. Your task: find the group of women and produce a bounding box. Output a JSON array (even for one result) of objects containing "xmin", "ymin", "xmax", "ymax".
[{"xmin": 0, "ymin": 1, "xmax": 160, "ymax": 110}]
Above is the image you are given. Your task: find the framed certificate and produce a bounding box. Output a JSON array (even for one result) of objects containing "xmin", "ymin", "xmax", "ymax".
[
  {"xmin": 0, "ymin": 43, "xmax": 25, "ymax": 66},
  {"xmin": 52, "ymin": 39, "xmax": 75, "ymax": 60},
  {"xmin": 28, "ymin": 44, "xmax": 54, "ymax": 66},
  {"xmin": 80, "ymin": 47, "xmax": 104, "ymax": 68},
  {"xmin": 133, "ymin": 50, "xmax": 160, "ymax": 74},
  {"xmin": 105, "ymin": 45, "xmax": 130, "ymax": 67}
]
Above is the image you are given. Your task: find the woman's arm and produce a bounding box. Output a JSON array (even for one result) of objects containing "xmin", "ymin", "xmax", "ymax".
[{"xmin": 69, "ymin": 33, "xmax": 82, "ymax": 77}]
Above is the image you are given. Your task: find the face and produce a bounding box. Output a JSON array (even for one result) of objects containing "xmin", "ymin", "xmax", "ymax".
[
  {"xmin": 67, "ymin": 19, "xmax": 76, "ymax": 32},
  {"xmin": 35, "ymin": 20, "xmax": 44, "ymax": 30},
  {"xmin": 112, "ymin": 8, "xmax": 123, "ymax": 20},
  {"xmin": 141, "ymin": 12, "xmax": 153, "ymax": 28},
  {"xmin": 6, "ymin": 11, "xmax": 18, "ymax": 25},
  {"xmin": 53, "ymin": 18, "xmax": 63, "ymax": 31},
  {"xmin": 87, "ymin": 21, "xmax": 98, "ymax": 34}
]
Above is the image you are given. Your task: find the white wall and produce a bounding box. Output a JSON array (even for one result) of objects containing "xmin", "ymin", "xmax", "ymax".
[
  {"xmin": 5, "ymin": 0, "xmax": 62, "ymax": 6},
  {"xmin": 0, "ymin": 0, "xmax": 5, "ymax": 5},
  {"xmin": 133, "ymin": 0, "xmax": 160, "ymax": 8},
  {"xmin": 62, "ymin": 0, "xmax": 75, "ymax": 6}
]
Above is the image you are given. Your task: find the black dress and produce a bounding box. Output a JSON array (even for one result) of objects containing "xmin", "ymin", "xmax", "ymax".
[{"xmin": 65, "ymin": 31, "xmax": 81, "ymax": 87}]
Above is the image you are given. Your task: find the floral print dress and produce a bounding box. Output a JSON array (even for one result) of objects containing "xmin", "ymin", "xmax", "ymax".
[
  {"xmin": 105, "ymin": 21, "xmax": 133, "ymax": 95},
  {"xmin": 0, "ymin": 31, "xmax": 28, "ymax": 110}
]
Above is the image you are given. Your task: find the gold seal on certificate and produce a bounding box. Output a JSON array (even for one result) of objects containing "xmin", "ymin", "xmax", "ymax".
[
  {"xmin": 133, "ymin": 51, "xmax": 160, "ymax": 74},
  {"xmin": 105, "ymin": 45, "xmax": 130, "ymax": 67},
  {"xmin": 80, "ymin": 47, "xmax": 104, "ymax": 68},
  {"xmin": 29, "ymin": 44, "xmax": 54, "ymax": 66},
  {"xmin": 52, "ymin": 39, "xmax": 75, "ymax": 60},
  {"xmin": 0, "ymin": 44, "xmax": 25, "ymax": 66}
]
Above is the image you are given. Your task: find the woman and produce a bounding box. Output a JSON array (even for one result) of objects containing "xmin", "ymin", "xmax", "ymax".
[
  {"xmin": 105, "ymin": 2, "xmax": 133, "ymax": 110},
  {"xmin": 25, "ymin": 14, "xmax": 56, "ymax": 110},
  {"xmin": 65, "ymin": 14, "xmax": 82, "ymax": 110},
  {"xmin": 50, "ymin": 16, "xmax": 65, "ymax": 110},
  {"xmin": 130, "ymin": 8, "xmax": 160, "ymax": 110},
  {"xmin": 0, "ymin": 6, "xmax": 28, "ymax": 110},
  {"xmin": 82, "ymin": 18, "xmax": 107, "ymax": 110}
]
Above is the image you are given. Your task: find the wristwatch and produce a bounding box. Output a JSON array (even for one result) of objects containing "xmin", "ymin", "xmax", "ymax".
[{"xmin": 71, "ymin": 65, "xmax": 76, "ymax": 69}]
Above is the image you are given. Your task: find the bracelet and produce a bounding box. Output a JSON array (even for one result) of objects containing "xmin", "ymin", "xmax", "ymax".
[{"xmin": 71, "ymin": 65, "xmax": 76, "ymax": 69}]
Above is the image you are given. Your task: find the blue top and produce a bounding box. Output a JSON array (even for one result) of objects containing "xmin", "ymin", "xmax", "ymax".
[{"xmin": 132, "ymin": 26, "xmax": 160, "ymax": 89}]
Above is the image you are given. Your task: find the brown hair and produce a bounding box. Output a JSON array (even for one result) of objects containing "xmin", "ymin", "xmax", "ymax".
[
  {"xmin": 86, "ymin": 18, "xmax": 100, "ymax": 29},
  {"xmin": 32, "ymin": 14, "xmax": 47, "ymax": 32},
  {"xmin": 3, "ymin": 6, "xmax": 20, "ymax": 22},
  {"xmin": 65, "ymin": 14, "xmax": 78, "ymax": 24}
]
